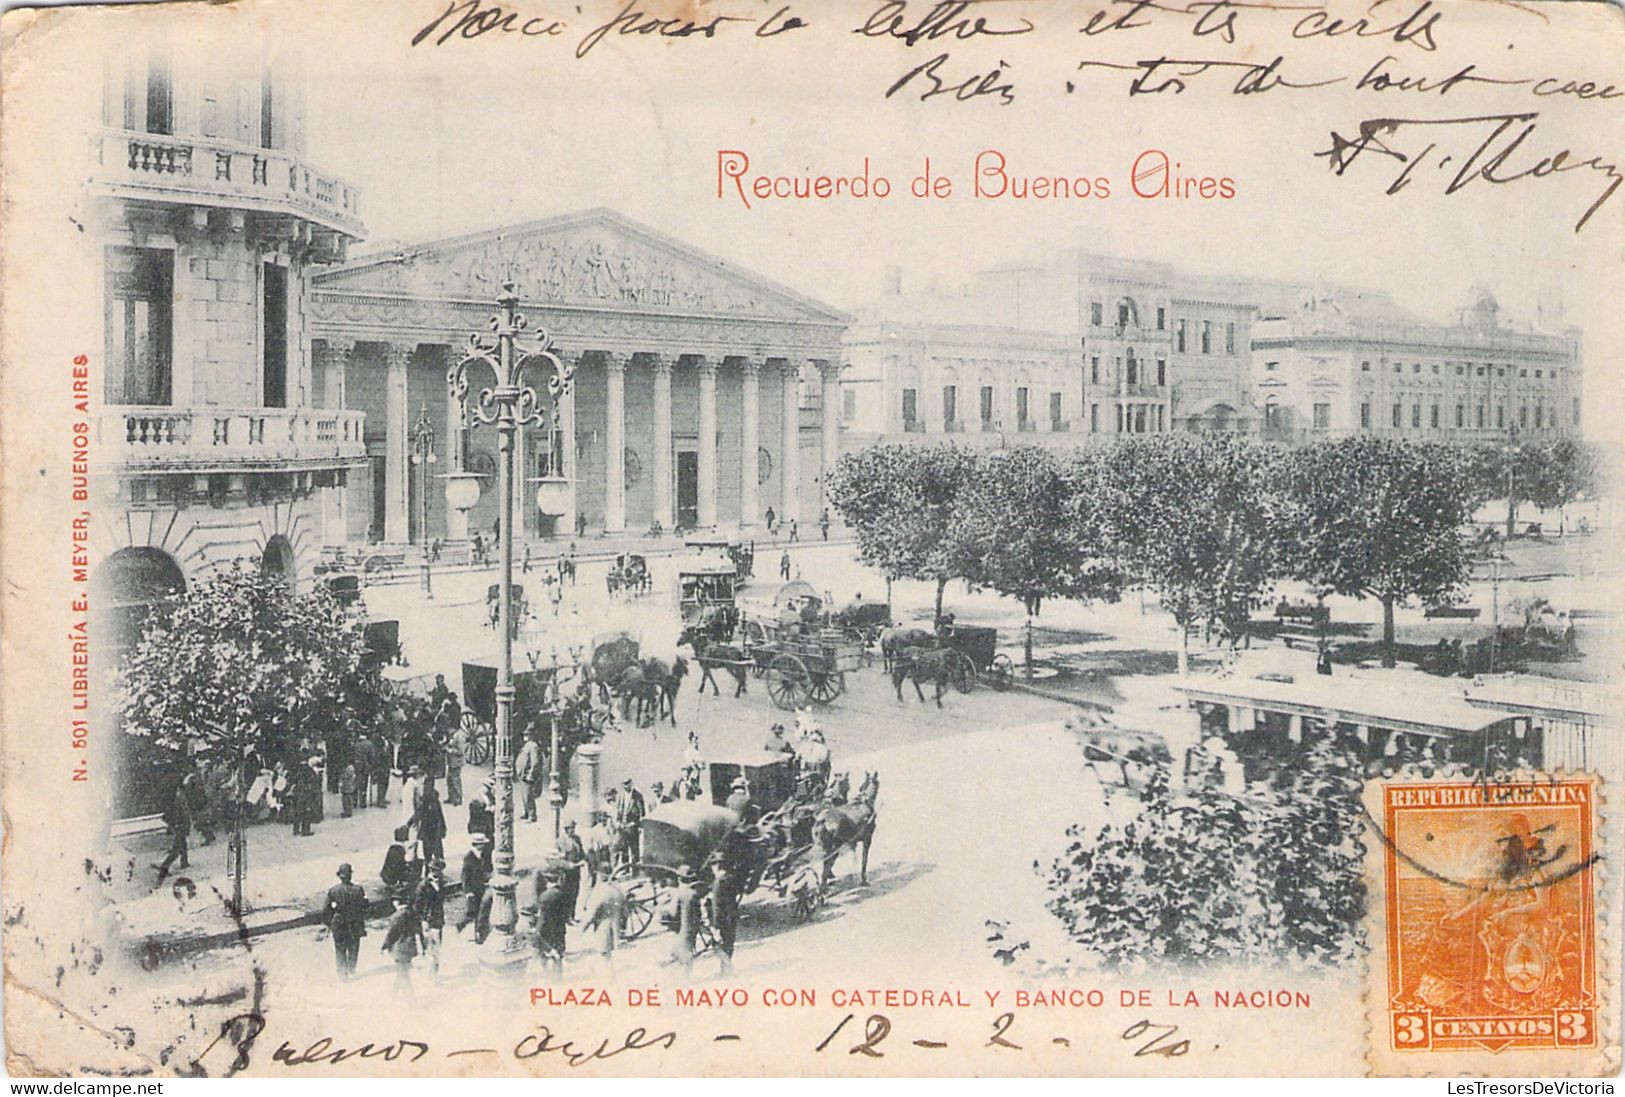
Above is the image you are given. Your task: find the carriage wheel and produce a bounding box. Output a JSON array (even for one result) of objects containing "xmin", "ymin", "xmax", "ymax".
[
  {"xmin": 767, "ymin": 654, "xmax": 812, "ymax": 711},
  {"xmin": 949, "ymin": 651, "xmax": 977, "ymax": 693},
  {"xmin": 462, "ymin": 714, "xmax": 492, "ymax": 767},
  {"xmin": 808, "ymin": 670, "xmax": 845, "ymax": 704},
  {"xmin": 612, "ymin": 867, "xmax": 659, "ymax": 941},
  {"xmin": 990, "ymin": 654, "xmax": 1014, "ymax": 692}
]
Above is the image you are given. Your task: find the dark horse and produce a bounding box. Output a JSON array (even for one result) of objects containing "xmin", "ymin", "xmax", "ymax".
[
  {"xmin": 879, "ymin": 626, "xmax": 935, "ymax": 674},
  {"xmin": 685, "ymin": 633, "xmax": 750, "ymax": 698},
  {"xmin": 641, "ymin": 656, "xmax": 689, "ymax": 727},
  {"xmin": 814, "ymin": 771, "xmax": 878, "ymax": 886},
  {"xmin": 891, "ymin": 646, "xmax": 955, "ymax": 707}
]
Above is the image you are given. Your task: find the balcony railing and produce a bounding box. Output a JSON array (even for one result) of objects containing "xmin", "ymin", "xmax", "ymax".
[
  {"xmin": 1122, "ymin": 382, "xmax": 1165, "ymax": 398},
  {"xmin": 98, "ymin": 406, "xmax": 366, "ymax": 470},
  {"xmin": 89, "ymin": 129, "xmax": 364, "ymax": 236}
]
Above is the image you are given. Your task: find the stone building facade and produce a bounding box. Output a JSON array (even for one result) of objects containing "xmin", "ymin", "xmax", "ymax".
[
  {"xmin": 842, "ymin": 252, "xmax": 1259, "ymax": 447},
  {"xmin": 87, "ymin": 42, "xmax": 365, "ymax": 641},
  {"xmin": 308, "ymin": 209, "xmax": 847, "ymax": 544},
  {"xmin": 1251, "ymin": 288, "xmax": 1583, "ymax": 442}
]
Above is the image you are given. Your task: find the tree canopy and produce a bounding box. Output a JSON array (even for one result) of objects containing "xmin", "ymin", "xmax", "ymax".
[{"xmin": 112, "ymin": 563, "xmax": 381, "ymax": 764}]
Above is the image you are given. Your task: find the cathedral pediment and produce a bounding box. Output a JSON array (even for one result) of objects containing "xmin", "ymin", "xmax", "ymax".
[{"xmin": 313, "ymin": 208, "xmax": 845, "ymax": 327}]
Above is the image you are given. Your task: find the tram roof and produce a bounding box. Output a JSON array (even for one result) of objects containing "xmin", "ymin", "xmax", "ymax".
[{"xmin": 1176, "ymin": 675, "xmax": 1517, "ymax": 737}]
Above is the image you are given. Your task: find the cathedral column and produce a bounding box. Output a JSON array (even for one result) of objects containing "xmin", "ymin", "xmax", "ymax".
[
  {"xmin": 651, "ymin": 355, "xmax": 674, "ymax": 530},
  {"xmin": 740, "ymin": 359, "xmax": 761, "ymax": 528},
  {"xmin": 780, "ymin": 360, "xmax": 801, "ymax": 524},
  {"xmin": 819, "ymin": 360, "xmax": 842, "ymax": 513},
  {"xmin": 320, "ymin": 337, "xmax": 354, "ymax": 410},
  {"xmin": 383, "ymin": 342, "xmax": 412, "ymax": 543},
  {"xmin": 560, "ymin": 359, "xmax": 579, "ymax": 539},
  {"xmin": 697, "ymin": 356, "xmax": 719, "ymax": 529},
  {"xmin": 604, "ymin": 353, "xmax": 627, "ymax": 533}
]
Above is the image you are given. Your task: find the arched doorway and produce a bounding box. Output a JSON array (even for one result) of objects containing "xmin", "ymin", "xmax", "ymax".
[
  {"xmin": 90, "ymin": 547, "xmax": 186, "ymax": 819},
  {"xmin": 260, "ymin": 534, "xmax": 295, "ymax": 591},
  {"xmin": 93, "ymin": 547, "xmax": 186, "ymax": 655}
]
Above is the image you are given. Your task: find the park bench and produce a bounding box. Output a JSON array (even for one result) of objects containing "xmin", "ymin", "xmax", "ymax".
[{"xmin": 1424, "ymin": 605, "xmax": 1481, "ymax": 620}]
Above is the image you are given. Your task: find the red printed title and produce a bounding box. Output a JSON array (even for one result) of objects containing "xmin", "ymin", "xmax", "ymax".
[{"xmin": 716, "ymin": 149, "xmax": 1237, "ymax": 208}]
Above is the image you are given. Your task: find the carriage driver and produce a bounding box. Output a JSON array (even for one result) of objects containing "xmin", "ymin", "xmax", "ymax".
[{"xmin": 724, "ymin": 776, "xmax": 760, "ymax": 826}]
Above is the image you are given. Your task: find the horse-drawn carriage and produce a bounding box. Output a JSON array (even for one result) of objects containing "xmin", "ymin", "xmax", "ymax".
[
  {"xmin": 828, "ymin": 598, "xmax": 892, "ymax": 651},
  {"xmin": 361, "ymin": 618, "xmax": 404, "ymax": 670},
  {"xmin": 458, "ymin": 657, "xmax": 611, "ymax": 766},
  {"xmin": 676, "ymin": 551, "xmax": 739, "ymax": 629},
  {"xmin": 880, "ymin": 620, "xmax": 1013, "ymax": 701},
  {"xmin": 685, "ymin": 535, "xmax": 754, "ymax": 584},
  {"xmin": 606, "ymin": 553, "xmax": 652, "ymax": 597},
  {"xmin": 739, "ymin": 610, "xmax": 863, "ymax": 710},
  {"xmin": 612, "ymin": 752, "xmax": 878, "ymax": 940}
]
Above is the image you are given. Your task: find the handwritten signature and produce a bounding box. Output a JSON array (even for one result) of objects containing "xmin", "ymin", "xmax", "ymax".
[{"xmin": 1317, "ymin": 111, "xmax": 1623, "ymax": 233}]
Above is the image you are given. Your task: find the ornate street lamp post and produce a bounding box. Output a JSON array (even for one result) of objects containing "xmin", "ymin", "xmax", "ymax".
[
  {"xmin": 410, "ymin": 405, "xmax": 437, "ymax": 597},
  {"xmin": 447, "ymin": 282, "xmax": 576, "ymax": 968}
]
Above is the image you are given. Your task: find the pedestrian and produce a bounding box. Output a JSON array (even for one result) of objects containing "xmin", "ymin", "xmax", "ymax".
[
  {"xmin": 323, "ymin": 863, "xmax": 368, "ymax": 980},
  {"xmin": 788, "ymin": 518, "xmax": 798, "ymax": 544},
  {"xmin": 533, "ymin": 867, "xmax": 570, "ymax": 978},
  {"xmin": 669, "ymin": 863, "xmax": 702, "ymax": 978},
  {"xmin": 709, "ymin": 852, "xmax": 741, "ymax": 976},
  {"xmin": 576, "ymin": 512, "xmax": 587, "ymax": 538},
  {"xmin": 443, "ymin": 731, "xmax": 464, "ymax": 808},
  {"xmin": 779, "ymin": 551, "xmax": 791, "ymax": 581},
  {"xmin": 352, "ymin": 734, "xmax": 374, "ymax": 809},
  {"xmin": 414, "ymin": 860, "xmax": 446, "ymax": 982},
  {"xmin": 291, "ymin": 755, "xmax": 322, "ymax": 837},
  {"xmin": 522, "ymin": 543, "xmax": 532, "ymax": 574},
  {"xmin": 820, "ymin": 508, "xmax": 830, "ymax": 541},
  {"xmin": 371, "ymin": 734, "xmax": 392, "ymax": 809},
  {"xmin": 764, "ymin": 505, "xmax": 776, "ymax": 535},
  {"xmin": 467, "ymin": 796, "xmax": 494, "ymax": 844},
  {"xmin": 516, "ymin": 732, "xmax": 546, "ymax": 823},
  {"xmin": 152, "ymin": 773, "xmax": 193, "ymax": 885},
  {"xmin": 763, "ymin": 723, "xmax": 793, "ymax": 756},
  {"xmin": 415, "ymin": 784, "xmax": 447, "ymax": 864},
  {"xmin": 613, "ymin": 778, "xmax": 646, "ymax": 865},
  {"xmin": 460, "ymin": 834, "xmax": 492, "ymax": 943},
  {"xmin": 557, "ymin": 820, "xmax": 590, "ymax": 918},
  {"xmin": 380, "ymin": 894, "xmax": 424, "ymax": 996},
  {"xmin": 184, "ymin": 770, "xmax": 215, "ymax": 846},
  {"xmin": 583, "ymin": 810, "xmax": 617, "ymax": 880},
  {"xmin": 472, "ymin": 531, "xmax": 485, "ymax": 567},
  {"xmin": 339, "ymin": 759, "xmax": 359, "ymax": 818},
  {"xmin": 429, "ymin": 674, "xmax": 451, "ymax": 712},
  {"xmin": 582, "ymin": 879, "xmax": 626, "ymax": 976},
  {"xmin": 381, "ymin": 842, "xmax": 418, "ymax": 896}
]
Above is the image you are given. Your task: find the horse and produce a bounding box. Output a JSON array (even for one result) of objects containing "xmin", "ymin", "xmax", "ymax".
[
  {"xmin": 824, "ymin": 771, "xmax": 850, "ymax": 806},
  {"xmin": 640, "ymin": 656, "xmax": 689, "ymax": 726},
  {"xmin": 612, "ymin": 665, "xmax": 660, "ymax": 726},
  {"xmin": 879, "ymin": 626, "xmax": 935, "ymax": 673},
  {"xmin": 891, "ymin": 646, "xmax": 955, "ymax": 707},
  {"xmin": 814, "ymin": 771, "xmax": 879, "ymax": 887},
  {"xmin": 685, "ymin": 632, "xmax": 749, "ymax": 698}
]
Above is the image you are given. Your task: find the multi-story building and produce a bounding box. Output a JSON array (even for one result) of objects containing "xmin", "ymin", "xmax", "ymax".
[
  {"xmin": 1251, "ymin": 287, "xmax": 1583, "ymax": 442},
  {"xmin": 87, "ymin": 43, "xmax": 366, "ymax": 645},
  {"xmin": 842, "ymin": 253, "xmax": 1259, "ymax": 445}
]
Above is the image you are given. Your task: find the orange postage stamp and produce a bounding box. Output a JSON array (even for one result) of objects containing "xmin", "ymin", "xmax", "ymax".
[{"xmin": 1368, "ymin": 776, "xmax": 1609, "ymax": 1073}]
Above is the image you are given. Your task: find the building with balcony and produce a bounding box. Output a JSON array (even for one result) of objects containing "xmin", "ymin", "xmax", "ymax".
[
  {"xmin": 1250, "ymin": 287, "xmax": 1582, "ymax": 444},
  {"xmin": 841, "ymin": 253, "xmax": 1259, "ymax": 447},
  {"xmin": 87, "ymin": 43, "xmax": 366, "ymax": 643}
]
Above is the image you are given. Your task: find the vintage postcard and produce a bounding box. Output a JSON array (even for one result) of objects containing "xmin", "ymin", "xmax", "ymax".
[{"xmin": 1, "ymin": 0, "xmax": 1622, "ymax": 1079}]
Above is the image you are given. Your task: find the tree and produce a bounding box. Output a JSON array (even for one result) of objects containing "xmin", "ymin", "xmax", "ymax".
[
  {"xmin": 1285, "ymin": 437, "xmax": 1475, "ymax": 668},
  {"xmin": 1464, "ymin": 437, "xmax": 1601, "ymax": 538},
  {"xmin": 825, "ymin": 443, "xmax": 979, "ymax": 622},
  {"xmin": 1096, "ymin": 434, "xmax": 1289, "ymax": 675},
  {"xmin": 957, "ymin": 446, "xmax": 1122, "ymax": 617},
  {"xmin": 1046, "ymin": 731, "xmax": 1365, "ymax": 970},
  {"xmin": 112, "ymin": 563, "xmax": 380, "ymax": 769}
]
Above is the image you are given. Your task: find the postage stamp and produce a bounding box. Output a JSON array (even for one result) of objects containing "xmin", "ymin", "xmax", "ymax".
[{"xmin": 1367, "ymin": 775, "xmax": 1612, "ymax": 1073}]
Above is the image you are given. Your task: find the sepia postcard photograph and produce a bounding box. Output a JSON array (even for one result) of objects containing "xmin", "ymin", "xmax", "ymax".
[{"xmin": 0, "ymin": 0, "xmax": 1621, "ymax": 1080}]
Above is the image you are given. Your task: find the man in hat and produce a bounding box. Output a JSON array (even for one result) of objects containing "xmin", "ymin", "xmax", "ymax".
[
  {"xmin": 516, "ymin": 732, "xmax": 546, "ymax": 823},
  {"xmin": 351, "ymin": 733, "xmax": 375, "ymax": 809},
  {"xmin": 669, "ymin": 863, "xmax": 703, "ymax": 978},
  {"xmin": 460, "ymin": 833, "xmax": 492, "ymax": 943},
  {"xmin": 613, "ymin": 777, "xmax": 646, "ymax": 865},
  {"xmin": 709, "ymin": 851, "xmax": 742, "ymax": 976},
  {"xmin": 556, "ymin": 819, "xmax": 590, "ymax": 918},
  {"xmin": 763, "ymin": 723, "xmax": 793, "ymax": 756},
  {"xmin": 152, "ymin": 771, "xmax": 193, "ymax": 885},
  {"xmin": 582, "ymin": 878, "xmax": 628, "ymax": 976},
  {"xmin": 534, "ymin": 866, "xmax": 571, "ymax": 978},
  {"xmin": 724, "ymin": 776, "xmax": 758, "ymax": 825},
  {"xmin": 414, "ymin": 859, "xmax": 447, "ymax": 982},
  {"xmin": 323, "ymin": 863, "xmax": 369, "ymax": 980},
  {"xmin": 380, "ymin": 893, "xmax": 423, "ymax": 997}
]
